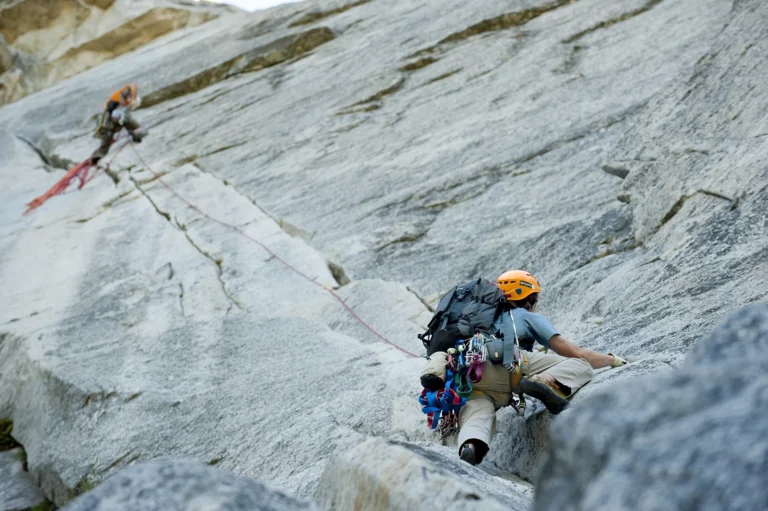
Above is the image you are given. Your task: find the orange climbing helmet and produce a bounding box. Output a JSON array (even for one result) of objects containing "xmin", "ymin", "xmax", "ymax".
[
  {"xmin": 497, "ymin": 270, "xmax": 540, "ymax": 301},
  {"xmin": 105, "ymin": 84, "xmax": 138, "ymax": 110}
]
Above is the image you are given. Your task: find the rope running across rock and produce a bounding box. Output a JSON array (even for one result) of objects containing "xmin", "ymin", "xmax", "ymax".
[{"xmin": 128, "ymin": 142, "xmax": 420, "ymax": 359}]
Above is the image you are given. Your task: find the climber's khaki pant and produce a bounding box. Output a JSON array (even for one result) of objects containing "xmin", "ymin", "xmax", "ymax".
[
  {"xmin": 91, "ymin": 113, "xmax": 141, "ymax": 161},
  {"xmin": 457, "ymin": 351, "xmax": 593, "ymax": 453}
]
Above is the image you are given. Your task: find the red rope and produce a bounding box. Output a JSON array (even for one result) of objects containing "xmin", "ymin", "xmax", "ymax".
[
  {"xmin": 61, "ymin": 140, "xmax": 128, "ymax": 195},
  {"xmin": 128, "ymin": 143, "xmax": 420, "ymax": 359},
  {"xmin": 25, "ymin": 136, "xmax": 131, "ymax": 207}
]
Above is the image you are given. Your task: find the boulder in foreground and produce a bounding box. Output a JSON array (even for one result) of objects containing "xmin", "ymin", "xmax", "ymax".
[
  {"xmin": 536, "ymin": 304, "xmax": 768, "ymax": 511},
  {"xmin": 62, "ymin": 459, "xmax": 316, "ymax": 511}
]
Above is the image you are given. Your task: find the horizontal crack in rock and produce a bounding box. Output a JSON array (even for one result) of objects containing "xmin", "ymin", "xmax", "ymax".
[
  {"xmin": 658, "ymin": 189, "xmax": 735, "ymax": 228},
  {"xmin": 412, "ymin": 0, "xmax": 579, "ymax": 57},
  {"xmin": 376, "ymin": 231, "xmax": 427, "ymax": 251},
  {"xmin": 201, "ymin": 141, "xmax": 248, "ymax": 158},
  {"xmin": 289, "ymin": 0, "xmax": 369, "ymax": 27},
  {"xmin": 351, "ymin": 78, "xmax": 405, "ymax": 107},
  {"xmin": 583, "ymin": 240, "xmax": 643, "ymax": 267},
  {"xmin": 423, "ymin": 68, "xmax": 462, "ymax": 86},
  {"xmin": 399, "ymin": 56, "xmax": 437, "ymax": 72},
  {"xmin": 141, "ymin": 27, "xmax": 335, "ymax": 108},
  {"xmin": 563, "ymin": 0, "xmax": 664, "ymax": 44}
]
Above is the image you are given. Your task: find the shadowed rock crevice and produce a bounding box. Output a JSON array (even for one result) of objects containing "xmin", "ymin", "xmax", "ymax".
[
  {"xmin": 658, "ymin": 189, "xmax": 735, "ymax": 228},
  {"xmin": 0, "ymin": 417, "xmax": 21, "ymax": 451},
  {"xmin": 328, "ymin": 261, "xmax": 351, "ymax": 287},
  {"xmin": 601, "ymin": 164, "xmax": 630, "ymax": 179},
  {"xmin": 338, "ymin": 77, "xmax": 405, "ymax": 114},
  {"xmin": 0, "ymin": 420, "xmax": 52, "ymax": 510},
  {"xmin": 412, "ymin": 0, "xmax": 579, "ymax": 57},
  {"xmin": 423, "ymin": 68, "xmax": 462, "ymax": 86},
  {"xmin": 15, "ymin": 134, "xmax": 79, "ymax": 171},
  {"xmin": 15, "ymin": 135, "xmax": 54, "ymax": 167},
  {"xmin": 141, "ymin": 27, "xmax": 335, "ymax": 109},
  {"xmin": 289, "ymin": 0, "xmax": 370, "ymax": 27},
  {"xmin": 399, "ymin": 57, "xmax": 437, "ymax": 72},
  {"xmin": 563, "ymin": 0, "xmax": 664, "ymax": 43},
  {"xmin": 353, "ymin": 79, "xmax": 405, "ymax": 106}
]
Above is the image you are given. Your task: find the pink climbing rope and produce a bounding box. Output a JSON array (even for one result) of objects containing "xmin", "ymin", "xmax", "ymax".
[
  {"xmin": 24, "ymin": 137, "xmax": 129, "ymax": 212},
  {"xmin": 128, "ymin": 142, "xmax": 420, "ymax": 359}
]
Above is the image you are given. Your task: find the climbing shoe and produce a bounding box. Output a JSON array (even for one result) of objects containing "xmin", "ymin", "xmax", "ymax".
[
  {"xmin": 519, "ymin": 376, "xmax": 570, "ymax": 415},
  {"xmin": 459, "ymin": 442, "xmax": 478, "ymax": 466}
]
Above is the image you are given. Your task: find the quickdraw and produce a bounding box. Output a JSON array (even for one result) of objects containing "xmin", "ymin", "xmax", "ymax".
[
  {"xmin": 418, "ymin": 366, "xmax": 466, "ymax": 440},
  {"xmin": 418, "ymin": 334, "xmax": 491, "ymax": 438}
]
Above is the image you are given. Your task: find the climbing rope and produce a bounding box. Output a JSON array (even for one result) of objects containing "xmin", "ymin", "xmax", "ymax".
[
  {"xmin": 24, "ymin": 137, "xmax": 129, "ymax": 211},
  {"xmin": 127, "ymin": 142, "xmax": 420, "ymax": 359}
]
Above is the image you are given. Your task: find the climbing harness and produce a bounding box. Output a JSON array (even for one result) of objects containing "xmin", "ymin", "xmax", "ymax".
[{"xmin": 418, "ymin": 326, "xmax": 529, "ymax": 435}]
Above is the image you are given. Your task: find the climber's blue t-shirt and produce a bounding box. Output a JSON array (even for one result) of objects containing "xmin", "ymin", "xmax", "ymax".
[{"xmin": 496, "ymin": 308, "xmax": 559, "ymax": 351}]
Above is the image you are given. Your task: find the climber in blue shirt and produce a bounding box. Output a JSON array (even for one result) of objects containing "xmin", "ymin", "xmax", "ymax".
[{"xmin": 457, "ymin": 270, "xmax": 627, "ymax": 465}]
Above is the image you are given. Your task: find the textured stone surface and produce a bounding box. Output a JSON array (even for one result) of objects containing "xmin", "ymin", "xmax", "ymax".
[
  {"xmin": 62, "ymin": 459, "xmax": 316, "ymax": 511},
  {"xmin": 0, "ymin": 0, "xmax": 767, "ymax": 508},
  {"xmin": 536, "ymin": 304, "xmax": 768, "ymax": 511},
  {"xmin": 0, "ymin": 448, "xmax": 46, "ymax": 511},
  {"xmin": 315, "ymin": 438, "xmax": 532, "ymax": 511}
]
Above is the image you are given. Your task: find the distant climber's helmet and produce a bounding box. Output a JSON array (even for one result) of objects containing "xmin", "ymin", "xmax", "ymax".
[{"xmin": 497, "ymin": 270, "xmax": 540, "ymax": 301}]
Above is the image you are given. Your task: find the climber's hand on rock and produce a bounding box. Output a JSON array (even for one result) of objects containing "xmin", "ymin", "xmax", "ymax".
[{"xmin": 608, "ymin": 353, "xmax": 627, "ymax": 367}]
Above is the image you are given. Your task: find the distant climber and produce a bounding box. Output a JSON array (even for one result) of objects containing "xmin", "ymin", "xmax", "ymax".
[
  {"xmin": 419, "ymin": 270, "xmax": 627, "ymax": 466},
  {"xmin": 91, "ymin": 83, "xmax": 146, "ymax": 164}
]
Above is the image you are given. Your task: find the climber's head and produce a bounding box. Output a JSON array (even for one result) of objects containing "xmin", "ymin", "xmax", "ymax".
[
  {"xmin": 497, "ymin": 270, "xmax": 540, "ymax": 312},
  {"xmin": 125, "ymin": 84, "xmax": 139, "ymax": 108}
]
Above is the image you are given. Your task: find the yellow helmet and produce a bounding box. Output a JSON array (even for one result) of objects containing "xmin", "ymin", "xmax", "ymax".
[{"xmin": 497, "ymin": 270, "xmax": 540, "ymax": 301}]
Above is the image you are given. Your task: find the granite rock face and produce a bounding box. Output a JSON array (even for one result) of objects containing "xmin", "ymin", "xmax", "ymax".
[
  {"xmin": 62, "ymin": 459, "xmax": 316, "ymax": 511},
  {"xmin": 536, "ymin": 304, "xmax": 768, "ymax": 511},
  {"xmin": 315, "ymin": 438, "xmax": 533, "ymax": 511},
  {"xmin": 0, "ymin": 0, "xmax": 767, "ymax": 508},
  {"xmin": 0, "ymin": 0, "xmax": 233, "ymax": 105}
]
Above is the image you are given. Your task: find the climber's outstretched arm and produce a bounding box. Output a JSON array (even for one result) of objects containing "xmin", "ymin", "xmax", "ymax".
[{"xmin": 548, "ymin": 335, "xmax": 625, "ymax": 369}]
